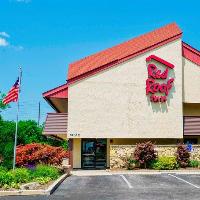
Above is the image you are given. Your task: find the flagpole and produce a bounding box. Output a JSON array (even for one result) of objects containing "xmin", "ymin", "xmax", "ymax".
[{"xmin": 13, "ymin": 67, "xmax": 22, "ymax": 170}]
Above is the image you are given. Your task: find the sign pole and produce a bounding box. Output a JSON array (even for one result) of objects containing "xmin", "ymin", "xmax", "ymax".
[{"xmin": 13, "ymin": 67, "xmax": 22, "ymax": 170}]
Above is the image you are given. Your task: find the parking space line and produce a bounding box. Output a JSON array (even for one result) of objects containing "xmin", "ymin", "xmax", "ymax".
[
  {"xmin": 168, "ymin": 174, "xmax": 200, "ymax": 189},
  {"xmin": 120, "ymin": 175, "xmax": 133, "ymax": 189}
]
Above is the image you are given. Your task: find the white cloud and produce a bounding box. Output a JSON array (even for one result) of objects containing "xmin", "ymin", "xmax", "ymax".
[
  {"xmin": 0, "ymin": 32, "xmax": 10, "ymax": 38},
  {"xmin": 0, "ymin": 31, "xmax": 23, "ymax": 50},
  {"xmin": 0, "ymin": 37, "xmax": 9, "ymax": 47}
]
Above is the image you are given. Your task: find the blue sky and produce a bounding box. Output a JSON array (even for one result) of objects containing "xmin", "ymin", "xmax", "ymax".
[{"xmin": 0, "ymin": 0, "xmax": 200, "ymax": 123}]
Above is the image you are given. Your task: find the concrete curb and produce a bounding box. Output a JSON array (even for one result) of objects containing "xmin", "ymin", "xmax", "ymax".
[
  {"xmin": 0, "ymin": 173, "xmax": 69, "ymax": 196},
  {"xmin": 72, "ymin": 169, "xmax": 200, "ymax": 176},
  {"xmin": 110, "ymin": 170, "xmax": 200, "ymax": 175}
]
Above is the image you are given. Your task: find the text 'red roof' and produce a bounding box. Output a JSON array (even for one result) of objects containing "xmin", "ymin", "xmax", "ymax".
[{"xmin": 68, "ymin": 23, "xmax": 182, "ymax": 81}]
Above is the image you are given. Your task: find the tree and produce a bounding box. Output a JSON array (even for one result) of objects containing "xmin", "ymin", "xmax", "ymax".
[
  {"xmin": 0, "ymin": 119, "xmax": 67, "ymax": 169},
  {"xmin": 0, "ymin": 91, "xmax": 9, "ymax": 118}
]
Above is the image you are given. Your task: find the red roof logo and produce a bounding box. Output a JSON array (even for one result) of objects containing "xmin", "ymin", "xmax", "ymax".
[{"xmin": 146, "ymin": 55, "xmax": 175, "ymax": 103}]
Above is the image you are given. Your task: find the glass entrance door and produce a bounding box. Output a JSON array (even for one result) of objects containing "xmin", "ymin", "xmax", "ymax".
[{"xmin": 81, "ymin": 139, "xmax": 107, "ymax": 169}]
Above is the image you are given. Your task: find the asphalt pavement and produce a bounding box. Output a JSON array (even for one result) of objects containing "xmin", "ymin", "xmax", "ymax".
[{"xmin": 1, "ymin": 173, "xmax": 200, "ymax": 200}]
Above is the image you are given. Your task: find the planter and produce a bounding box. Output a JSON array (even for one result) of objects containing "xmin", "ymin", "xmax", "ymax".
[{"xmin": 0, "ymin": 173, "xmax": 70, "ymax": 196}]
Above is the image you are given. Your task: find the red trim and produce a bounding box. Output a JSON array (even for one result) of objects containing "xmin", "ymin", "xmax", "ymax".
[
  {"xmin": 67, "ymin": 34, "xmax": 181, "ymax": 85},
  {"xmin": 43, "ymin": 83, "xmax": 68, "ymax": 98},
  {"xmin": 182, "ymin": 42, "xmax": 200, "ymax": 66},
  {"xmin": 146, "ymin": 55, "xmax": 174, "ymax": 69}
]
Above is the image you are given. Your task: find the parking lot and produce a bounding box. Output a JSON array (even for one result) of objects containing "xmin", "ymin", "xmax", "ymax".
[{"xmin": 1, "ymin": 173, "xmax": 200, "ymax": 200}]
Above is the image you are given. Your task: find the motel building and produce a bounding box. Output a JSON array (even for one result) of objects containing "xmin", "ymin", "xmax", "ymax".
[{"xmin": 42, "ymin": 23, "xmax": 200, "ymax": 169}]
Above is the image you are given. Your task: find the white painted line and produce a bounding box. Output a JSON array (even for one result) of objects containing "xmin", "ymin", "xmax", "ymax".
[
  {"xmin": 168, "ymin": 174, "xmax": 200, "ymax": 189},
  {"xmin": 120, "ymin": 175, "xmax": 133, "ymax": 189}
]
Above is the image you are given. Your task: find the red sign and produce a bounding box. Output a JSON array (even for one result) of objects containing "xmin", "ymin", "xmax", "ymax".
[{"xmin": 146, "ymin": 55, "xmax": 174, "ymax": 103}]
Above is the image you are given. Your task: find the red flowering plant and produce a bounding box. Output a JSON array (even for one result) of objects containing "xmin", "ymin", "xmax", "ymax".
[{"xmin": 16, "ymin": 143, "xmax": 69, "ymax": 167}]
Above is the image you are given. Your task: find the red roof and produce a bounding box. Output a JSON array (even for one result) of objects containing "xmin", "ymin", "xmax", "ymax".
[
  {"xmin": 182, "ymin": 42, "xmax": 200, "ymax": 66},
  {"xmin": 43, "ymin": 83, "xmax": 68, "ymax": 99},
  {"xmin": 68, "ymin": 23, "xmax": 182, "ymax": 82}
]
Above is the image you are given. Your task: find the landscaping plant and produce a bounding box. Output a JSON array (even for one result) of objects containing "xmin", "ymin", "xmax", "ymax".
[
  {"xmin": 0, "ymin": 171, "xmax": 14, "ymax": 187},
  {"xmin": 16, "ymin": 143, "xmax": 69, "ymax": 167},
  {"xmin": 134, "ymin": 141, "xmax": 157, "ymax": 168},
  {"xmin": 32, "ymin": 165, "xmax": 60, "ymax": 180},
  {"xmin": 151, "ymin": 156, "xmax": 179, "ymax": 170},
  {"xmin": 11, "ymin": 168, "xmax": 31, "ymax": 183},
  {"xmin": 0, "ymin": 116, "xmax": 68, "ymax": 169},
  {"xmin": 189, "ymin": 160, "xmax": 200, "ymax": 168},
  {"xmin": 0, "ymin": 165, "xmax": 61, "ymax": 189},
  {"xmin": 176, "ymin": 144, "xmax": 190, "ymax": 168},
  {"xmin": 125, "ymin": 158, "xmax": 138, "ymax": 170}
]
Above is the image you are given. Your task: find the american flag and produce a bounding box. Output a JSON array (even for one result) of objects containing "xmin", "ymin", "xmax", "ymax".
[{"xmin": 3, "ymin": 78, "xmax": 20, "ymax": 105}]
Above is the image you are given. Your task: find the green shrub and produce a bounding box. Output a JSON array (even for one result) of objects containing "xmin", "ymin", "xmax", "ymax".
[
  {"xmin": 11, "ymin": 168, "xmax": 31, "ymax": 183},
  {"xmin": 34, "ymin": 177, "xmax": 51, "ymax": 185},
  {"xmin": 0, "ymin": 171, "xmax": 14, "ymax": 186},
  {"xmin": 0, "ymin": 166, "xmax": 8, "ymax": 172},
  {"xmin": 151, "ymin": 156, "xmax": 179, "ymax": 170},
  {"xmin": 0, "ymin": 165, "xmax": 61, "ymax": 189},
  {"xmin": 3, "ymin": 182, "xmax": 20, "ymax": 189},
  {"xmin": 32, "ymin": 165, "xmax": 60, "ymax": 180},
  {"xmin": 126, "ymin": 159, "xmax": 138, "ymax": 170},
  {"xmin": 189, "ymin": 160, "xmax": 200, "ymax": 168}
]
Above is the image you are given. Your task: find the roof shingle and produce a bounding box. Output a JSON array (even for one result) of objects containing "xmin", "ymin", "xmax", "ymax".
[{"xmin": 68, "ymin": 23, "xmax": 182, "ymax": 81}]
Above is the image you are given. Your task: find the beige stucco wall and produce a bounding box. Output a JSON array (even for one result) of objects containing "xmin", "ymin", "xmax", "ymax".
[
  {"xmin": 183, "ymin": 58, "xmax": 200, "ymax": 103},
  {"xmin": 68, "ymin": 39, "xmax": 183, "ymax": 139}
]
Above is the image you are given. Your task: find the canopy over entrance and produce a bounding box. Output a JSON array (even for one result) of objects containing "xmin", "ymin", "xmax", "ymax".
[{"xmin": 43, "ymin": 83, "xmax": 68, "ymax": 113}]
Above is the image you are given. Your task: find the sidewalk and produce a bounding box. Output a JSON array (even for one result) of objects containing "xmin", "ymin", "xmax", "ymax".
[{"xmin": 72, "ymin": 169, "xmax": 200, "ymax": 176}]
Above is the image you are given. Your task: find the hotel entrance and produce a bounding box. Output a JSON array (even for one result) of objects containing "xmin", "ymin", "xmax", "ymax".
[{"xmin": 81, "ymin": 139, "xmax": 107, "ymax": 169}]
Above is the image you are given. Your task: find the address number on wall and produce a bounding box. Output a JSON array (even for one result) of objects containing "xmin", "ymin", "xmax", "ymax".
[{"xmin": 69, "ymin": 133, "xmax": 80, "ymax": 137}]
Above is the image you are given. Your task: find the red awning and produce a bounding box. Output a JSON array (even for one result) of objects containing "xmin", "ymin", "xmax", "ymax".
[{"xmin": 184, "ymin": 116, "xmax": 200, "ymax": 136}]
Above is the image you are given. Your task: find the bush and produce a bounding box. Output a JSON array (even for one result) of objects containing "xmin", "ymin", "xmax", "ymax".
[
  {"xmin": 0, "ymin": 171, "xmax": 14, "ymax": 187},
  {"xmin": 11, "ymin": 168, "xmax": 31, "ymax": 183},
  {"xmin": 0, "ymin": 118, "xmax": 68, "ymax": 169},
  {"xmin": 134, "ymin": 141, "xmax": 157, "ymax": 168},
  {"xmin": 34, "ymin": 177, "xmax": 52, "ymax": 185},
  {"xmin": 0, "ymin": 166, "xmax": 8, "ymax": 172},
  {"xmin": 151, "ymin": 156, "xmax": 179, "ymax": 170},
  {"xmin": 0, "ymin": 165, "xmax": 61, "ymax": 189},
  {"xmin": 176, "ymin": 144, "xmax": 190, "ymax": 168},
  {"xmin": 126, "ymin": 158, "xmax": 138, "ymax": 170},
  {"xmin": 32, "ymin": 165, "xmax": 60, "ymax": 180},
  {"xmin": 16, "ymin": 143, "xmax": 69, "ymax": 167},
  {"xmin": 189, "ymin": 160, "xmax": 200, "ymax": 168}
]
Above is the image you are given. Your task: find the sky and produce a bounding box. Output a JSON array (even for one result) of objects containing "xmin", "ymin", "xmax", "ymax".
[{"xmin": 0, "ymin": 0, "xmax": 200, "ymax": 123}]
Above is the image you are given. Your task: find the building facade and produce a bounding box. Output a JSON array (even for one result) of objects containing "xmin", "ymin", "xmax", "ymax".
[{"xmin": 43, "ymin": 23, "xmax": 200, "ymax": 169}]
